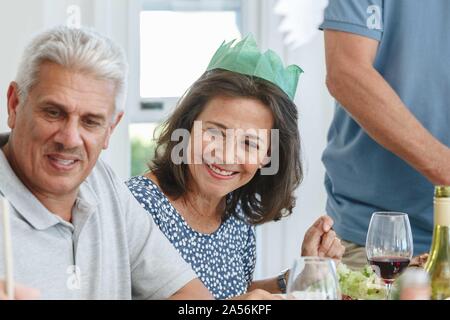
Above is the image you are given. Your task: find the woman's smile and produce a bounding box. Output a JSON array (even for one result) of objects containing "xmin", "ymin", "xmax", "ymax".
[{"xmin": 204, "ymin": 162, "xmax": 239, "ymax": 180}]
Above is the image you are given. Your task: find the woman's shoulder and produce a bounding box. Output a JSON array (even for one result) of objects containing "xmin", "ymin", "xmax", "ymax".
[
  {"xmin": 126, "ymin": 175, "xmax": 167, "ymax": 210},
  {"xmin": 127, "ymin": 174, "xmax": 161, "ymax": 194}
]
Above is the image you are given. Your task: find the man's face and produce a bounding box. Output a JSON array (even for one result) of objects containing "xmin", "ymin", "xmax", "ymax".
[{"xmin": 5, "ymin": 62, "xmax": 122, "ymax": 199}]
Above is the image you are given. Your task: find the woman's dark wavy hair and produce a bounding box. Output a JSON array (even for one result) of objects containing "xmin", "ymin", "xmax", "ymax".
[{"xmin": 150, "ymin": 69, "xmax": 302, "ymax": 225}]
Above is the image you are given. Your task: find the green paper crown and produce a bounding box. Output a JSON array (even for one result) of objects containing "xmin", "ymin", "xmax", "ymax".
[{"xmin": 207, "ymin": 35, "xmax": 303, "ymax": 100}]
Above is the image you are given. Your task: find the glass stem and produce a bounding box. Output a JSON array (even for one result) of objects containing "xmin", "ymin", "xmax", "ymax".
[{"xmin": 385, "ymin": 283, "xmax": 393, "ymax": 300}]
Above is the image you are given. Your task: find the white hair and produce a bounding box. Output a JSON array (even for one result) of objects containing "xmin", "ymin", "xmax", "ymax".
[{"xmin": 15, "ymin": 26, "xmax": 128, "ymax": 112}]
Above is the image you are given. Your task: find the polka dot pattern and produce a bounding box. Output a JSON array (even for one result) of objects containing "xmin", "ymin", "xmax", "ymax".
[{"xmin": 126, "ymin": 176, "xmax": 256, "ymax": 299}]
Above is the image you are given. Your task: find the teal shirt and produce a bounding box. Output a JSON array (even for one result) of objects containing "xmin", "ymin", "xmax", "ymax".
[{"xmin": 320, "ymin": 0, "xmax": 450, "ymax": 254}]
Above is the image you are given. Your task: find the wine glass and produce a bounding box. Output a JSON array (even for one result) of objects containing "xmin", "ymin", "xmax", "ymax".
[
  {"xmin": 286, "ymin": 257, "xmax": 341, "ymax": 300},
  {"xmin": 366, "ymin": 212, "xmax": 413, "ymax": 299}
]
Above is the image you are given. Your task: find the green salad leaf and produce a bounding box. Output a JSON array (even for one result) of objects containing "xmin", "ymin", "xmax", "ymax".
[{"xmin": 337, "ymin": 263, "xmax": 386, "ymax": 300}]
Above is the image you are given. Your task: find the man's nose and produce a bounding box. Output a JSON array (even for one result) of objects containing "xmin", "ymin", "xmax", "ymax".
[{"xmin": 54, "ymin": 118, "xmax": 83, "ymax": 149}]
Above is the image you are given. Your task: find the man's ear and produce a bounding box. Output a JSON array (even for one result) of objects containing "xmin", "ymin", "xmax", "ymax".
[
  {"xmin": 7, "ymin": 82, "xmax": 21, "ymax": 129},
  {"xmin": 103, "ymin": 111, "xmax": 124, "ymax": 149}
]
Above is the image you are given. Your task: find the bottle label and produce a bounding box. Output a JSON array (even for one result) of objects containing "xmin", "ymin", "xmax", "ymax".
[{"xmin": 434, "ymin": 198, "xmax": 450, "ymax": 226}]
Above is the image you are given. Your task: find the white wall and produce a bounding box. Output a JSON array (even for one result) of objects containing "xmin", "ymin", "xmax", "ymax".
[
  {"xmin": 259, "ymin": 34, "xmax": 334, "ymax": 276},
  {"xmin": 0, "ymin": 0, "xmax": 45, "ymax": 133},
  {"xmin": 254, "ymin": 0, "xmax": 334, "ymax": 278}
]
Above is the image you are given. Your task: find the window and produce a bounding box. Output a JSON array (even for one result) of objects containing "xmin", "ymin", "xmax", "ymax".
[
  {"xmin": 130, "ymin": 0, "xmax": 245, "ymax": 176},
  {"xmin": 129, "ymin": 123, "xmax": 160, "ymax": 176},
  {"xmin": 140, "ymin": 10, "xmax": 242, "ymax": 99},
  {"xmin": 139, "ymin": 0, "xmax": 243, "ymax": 115}
]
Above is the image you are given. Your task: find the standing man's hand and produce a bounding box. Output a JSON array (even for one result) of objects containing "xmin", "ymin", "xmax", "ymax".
[
  {"xmin": 0, "ymin": 281, "xmax": 40, "ymax": 300},
  {"xmin": 301, "ymin": 216, "xmax": 345, "ymax": 260}
]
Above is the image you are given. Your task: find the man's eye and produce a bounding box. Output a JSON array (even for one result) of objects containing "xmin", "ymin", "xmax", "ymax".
[
  {"xmin": 84, "ymin": 119, "xmax": 101, "ymax": 127},
  {"xmin": 46, "ymin": 109, "xmax": 61, "ymax": 118}
]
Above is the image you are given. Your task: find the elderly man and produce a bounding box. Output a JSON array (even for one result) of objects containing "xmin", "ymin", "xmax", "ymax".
[{"xmin": 0, "ymin": 26, "xmax": 212, "ymax": 300}]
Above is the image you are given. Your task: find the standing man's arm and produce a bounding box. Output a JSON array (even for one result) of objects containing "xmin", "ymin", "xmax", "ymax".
[{"xmin": 324, "ymin": 29, "xmax": 450, "ymax": 185}]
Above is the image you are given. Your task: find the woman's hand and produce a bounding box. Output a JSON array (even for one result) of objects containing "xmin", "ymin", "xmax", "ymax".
[{"xmin": 301, "ymin": 216, "xmax": 345, "ymax": 260}]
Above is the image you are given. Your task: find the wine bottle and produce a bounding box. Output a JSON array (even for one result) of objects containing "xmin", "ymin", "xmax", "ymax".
[{"xmin": 425, "ymin": 186, "xmax": 450, "ymax": 300}]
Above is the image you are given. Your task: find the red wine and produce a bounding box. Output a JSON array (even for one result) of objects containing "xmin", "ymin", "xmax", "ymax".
[{"xmin": 369, "ymin": 256, "xmax": 410, "ymax": 283}]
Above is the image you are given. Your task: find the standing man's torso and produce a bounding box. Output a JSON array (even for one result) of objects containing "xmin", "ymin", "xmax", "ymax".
[{"xmin": 321, "ymin": 0, "xmax": 450, "ymax": 253}]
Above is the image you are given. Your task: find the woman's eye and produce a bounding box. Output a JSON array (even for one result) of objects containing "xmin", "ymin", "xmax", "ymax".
[
  {"xmin": 206, "ymin": 128, "xmax": 224, "ymax": 137},
  {"xmin": 245, "ymin": 140, "xmax": 259, "ymax": 150}
]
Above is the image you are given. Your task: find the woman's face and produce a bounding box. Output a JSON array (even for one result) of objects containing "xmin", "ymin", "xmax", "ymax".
[{"xmin": 187, "ymin": 95, "xmax": 274, "ymax": 199}]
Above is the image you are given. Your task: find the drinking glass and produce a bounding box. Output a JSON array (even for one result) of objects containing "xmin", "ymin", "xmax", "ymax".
[
  {"xmin": 286, "ymin": 257, "xmax": 341, "ymax": 300},
  {"xmin": 366, "ymin": 212, "xmax": 413, "ymax": 299}
]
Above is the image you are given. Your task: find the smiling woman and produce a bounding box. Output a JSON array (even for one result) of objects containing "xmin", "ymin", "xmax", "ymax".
[{"xmin": 126, "ymin": 68, "xmax": 302, "ymax": 299}]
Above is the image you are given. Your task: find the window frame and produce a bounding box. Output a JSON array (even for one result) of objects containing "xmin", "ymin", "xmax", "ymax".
[{"xmin": 127, "ymin": 0, "xmax": 262, "ymax": 123}]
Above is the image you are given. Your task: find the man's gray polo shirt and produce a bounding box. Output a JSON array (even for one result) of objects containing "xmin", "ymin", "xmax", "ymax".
[{"xmin": 0, "ymin": 135, "xmax": 197, "ymax": 299}]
